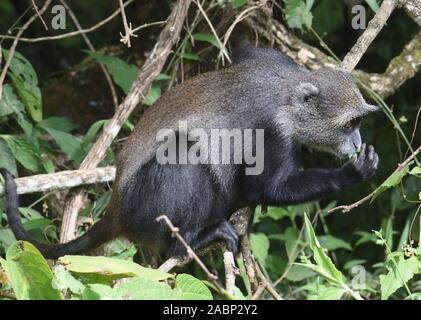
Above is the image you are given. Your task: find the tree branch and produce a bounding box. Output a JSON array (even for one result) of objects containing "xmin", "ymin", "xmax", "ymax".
[
  {"xmin": 0, "ymin": 167, "xmax": 115, "ymax": 197},
  {"xmin": 341, "ymin": 0, "xmax": 398, "ymax": 71}
]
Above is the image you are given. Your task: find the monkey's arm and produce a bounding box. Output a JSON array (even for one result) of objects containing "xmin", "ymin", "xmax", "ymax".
[{"xmin": 262, "ymin": 144, "xmax": 379, "ymax": 206}]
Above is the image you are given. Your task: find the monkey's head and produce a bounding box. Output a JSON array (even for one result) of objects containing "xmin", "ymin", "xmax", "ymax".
[{"xmin": 286, "ymin": 67, "xmax": 378, "ymax": 159}]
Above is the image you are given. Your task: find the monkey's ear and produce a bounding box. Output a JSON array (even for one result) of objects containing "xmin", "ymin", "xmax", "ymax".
[
  {"xmin": 293, "ymin": 82, "xmax": 319, "ymax": 105},
  {"xmin": 362, "ymin": 103, "xmax": 380, "ymax": 113}
]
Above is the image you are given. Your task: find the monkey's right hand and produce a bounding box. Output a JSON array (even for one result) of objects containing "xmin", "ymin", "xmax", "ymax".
[{"xmin": 341, "ymin": 143, "xmax": 379, "ymax": 183}]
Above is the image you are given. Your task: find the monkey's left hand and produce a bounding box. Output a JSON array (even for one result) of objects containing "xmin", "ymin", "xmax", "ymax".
[{"xmin": 341, "ymin": 143, "xmax": 379, "ymax": 182}]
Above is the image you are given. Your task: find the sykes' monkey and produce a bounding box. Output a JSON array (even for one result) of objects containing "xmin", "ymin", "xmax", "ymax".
[{"xmin": 1, "ymin": 47, "xmax": 379, "ymax": 259}]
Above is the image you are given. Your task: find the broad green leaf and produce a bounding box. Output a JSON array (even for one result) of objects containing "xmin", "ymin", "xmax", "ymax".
[
  {"xmin": 318, "ymin": 235, "xmax": 352, "ymax": 251},
  {"xmin": 6, "ymin": 241, "xmax": 62, "ymax": 300},
  {"xmin": 371, "ymin": 164, "xmax": 411, "ymax": 201},
  {"xmin": 250, "ymin": 232, "xmax": 270, "ymax": 267},
  {"xmin": 0, "ymin": 84, "xmax": 25, "ymax": 117},
  {"xmin": 85, "ymin": 51, "xmax": 137, "ymax": 94},
  {"xmin": 380, "ymin": 255, "xmax": 421, "ymax": 300},
  {"xmin": 38, "ymin": 126, "xmax": 82, "ymax": 161},
  {"xmin": 52, "ymin": 265, "xmax": 85, "ymax": 295},
  {"xmin": 144, "ymin": 82, "xmax": 161, "ymax": 106},
  {"xmin": 112, "ymin": 277, "xmax": 179, "ymax": 300},
  {"xmin": 58, "ymin": 255, "xmax": 173, "ymax": 281},
  {"xmin": 0, "ymin": 140, "xmax": 17, "ymax": 176},
  {"xmin": 37, "ymin": 117, "xmax": 78, "ymax": 133},
  {"xmin": 1, "ymin": 135, "xmax": 40, "ymax": 172},
  {"xmin": 307, "ymin": 285, "xmax": 345, "ymax": 300},
  {"xmin": 284, "ymin": 0, "xmax": 313, "ymax": 31},
  {"xmin": 303, "ymin": 213, "xmax": 344, "ymax": 283},
  {"xmin": 82, "ymin": 283, "xmax": 113, "ymax": 300},
  {"xmin": 176, "ymin": 273, "xmax": 213, "ymax": 300},
  {"xmin": 3, "ymin": 50, "xmax": 42, "ymax": 122},
  {"xmin": 285, "ymin": 264, "xmax": 316, "ymax": 282}
]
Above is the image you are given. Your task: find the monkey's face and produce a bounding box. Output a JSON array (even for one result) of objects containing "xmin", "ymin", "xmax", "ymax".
[{"xmin": 287, "ymin": 68, "xmax": 378, "ymax": 159}]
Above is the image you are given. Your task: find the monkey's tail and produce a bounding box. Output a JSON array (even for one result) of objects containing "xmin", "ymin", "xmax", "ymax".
[{"xmin": 1, "ymin": 169, "xmax": 122, "ymax": 259}]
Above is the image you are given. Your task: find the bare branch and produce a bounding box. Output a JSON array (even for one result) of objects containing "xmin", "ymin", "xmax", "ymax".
[
  {"xmin": 400, "ymin": 0, "xmax": 421, "ymax": 26},
  {"xmin": 341, "ymin": 0, "xmax": 398, "ymax": 71},
  {"xmin": 59, "ymin": 0, "xmax": 119, "ymax": 109},
  {"xmin": 0, "ymin": 0, "xmax": 52, "ymax": 100},
  {"xmin": 0, "ymin": 0, "xmax": 136, "ymax": 43},
  {"xmin": 0, "ymin": 167, "xmax": 115, "ymax": 197}
]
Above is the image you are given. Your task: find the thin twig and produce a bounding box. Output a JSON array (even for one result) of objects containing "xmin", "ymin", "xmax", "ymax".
[
  {"xmin": 328, "ymin": 145, "xmax": 421, "ymax": 214},
  {"xmin": 223, "ymin": 249, "xmax": 239, "ymax": 296},
  {"xmin": 0, "ymin": 0, "xmax": 52, "ymax": 100},
  {"xmin": 194, "ymin": 0, "xmax": 231, "ymax": 64},
  {"xmin": 0, "ymin": 0, "xmax": 136, "ymax": 43},
  {"xmin": 118, "ymin": 0, "xmax": 136, "ymax": 47},
  {"xmin": 156, "ymin": 215, "xmax": 235, "ymax": 299},
  {"xmin": 59, "ymin": 0, "xmax": 118, "ymax": 109},
  {"xmin": 31, "ymin": 0, "xmax": 49, "ymax": 30}
]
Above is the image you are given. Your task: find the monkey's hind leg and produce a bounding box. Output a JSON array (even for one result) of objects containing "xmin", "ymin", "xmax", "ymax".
[{"xmin": 191, "ymin": 220, "xmax": 239, "ymax": 254}]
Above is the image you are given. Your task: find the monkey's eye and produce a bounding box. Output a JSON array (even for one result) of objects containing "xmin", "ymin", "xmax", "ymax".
[{"xmin": 343, "ymin": 117, "xmax": 362, "ymax": 130}]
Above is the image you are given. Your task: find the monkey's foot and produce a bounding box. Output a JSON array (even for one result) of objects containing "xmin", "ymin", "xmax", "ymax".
[{"xmin": 192, "ymin": 220, "xmax": 239, "ymax": 254}]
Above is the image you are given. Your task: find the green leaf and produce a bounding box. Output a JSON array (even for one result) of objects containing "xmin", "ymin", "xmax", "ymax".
[
  {"xmin": 193, "ymin": 33, "xmax": 221, "ymax": 49},
  {"xmin": 284, "ymin": 0, "xmax": 313, "ymax": 31},
  {"xmin": 0, "ymin": 139, "xmax": 17, "ymax": 176},
  {"xmin": 85, "ymin": 51, "xmax": 138, "ymax": 94},
  {"xmin": 1, "ymin": 135, "xmax": 40, "ymax": 172},
  {"xmin": 3, "ymin": 50, "xmax": 42, "ymax": 122},
  {"xmin": 177, "ymin": 52, "xmax": 200, "ymax": 61},
  {"xmin": 112, "ymin": 277, "xmax": 180, "ymax": 300},
  {"xmin": 365, "ymin": 0, "xmax": 379, "ymax": 12},
  {"xmin": 58, "ymin": 255, "xmax": 173, "ymax": 281},
  {"xmin": 318, "ymin": 235, "xmax": 352, "ymax": 251},
  {"xmin": 144, "ymin": 82, "xmax": 161, "ymax": 107},
  {"xmin": 380, "ymin": 255, "xmax": 421, "ymax": 300},
  {"xmin": 176, "ymin": 274, "xmax": 213, "ymax": 300},
  {"xmin": 5, "ymin": 241, "xmax": 62, "ymax": 300},
  {"xmin": 38, "ymin": 117, "xmax": 78, "ymax": 133},
  {"xmin": 371, "ymin": 164, "xmax": 411, "ymax": 201},
  {"xmin": 0, "ymin": 84, "xmax": 25, "ymax": 117},
  {"xmin": 52, "ymin": 265, "xmax": 86, "ymax": 295},
  {"xmin": 38, "ymin": 126, "xmax": 82, "ymax": 161},
  {"xmin": 82, "ymin": 283, "xmax": 113, "ymax": 300},
  {"xmin": 303, "ymin": 213, "xmax": 344, "ymax": 283},
  {"xmin": 230, "ymin": 0, "xmax": 247, "ymax": 8},
  {"xmin": 250, "ymin": 232, "xmax": 270, "ymax": 267}
]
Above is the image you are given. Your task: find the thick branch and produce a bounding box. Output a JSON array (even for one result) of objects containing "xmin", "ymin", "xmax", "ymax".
[
  {"xmin": 247, "ymin": 7, "xmax": 420, "ymax": 98},
  {"xmin": 0, "ymin": 167, "xmax": 115, "ymax": 197},
  {"xmin": 400, "ymin": 0, "xmax": 421, "ymax": 26},
  {"xmin": 341, "ymin": 0, "xmax": 398, "ymax": 71}
]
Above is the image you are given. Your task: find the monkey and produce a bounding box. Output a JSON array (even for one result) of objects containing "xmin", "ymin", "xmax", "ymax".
[{"xmin": 0, "ymin": 47, "xmax": 379, "ymax": 260}]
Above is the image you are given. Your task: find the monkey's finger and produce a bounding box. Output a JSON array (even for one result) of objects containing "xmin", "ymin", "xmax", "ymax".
[
  {"xmin": 355, "ymin": 143, "xmax": 367, "ymax": 167},
  {"xmin": 367, "ymin": 145, "xmax": 375, "ymax": 160}
]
